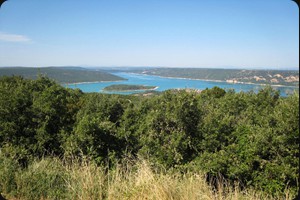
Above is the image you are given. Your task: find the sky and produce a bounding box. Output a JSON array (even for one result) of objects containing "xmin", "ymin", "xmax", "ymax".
[{"xmin": 0, "ymin": 0, "xmax": 298, "ymax": 69}]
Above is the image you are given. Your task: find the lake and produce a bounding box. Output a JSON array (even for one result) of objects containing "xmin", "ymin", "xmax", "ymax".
[{"xmin": 64, "ymin": 72, "xmax": 297, "ymax": 96}]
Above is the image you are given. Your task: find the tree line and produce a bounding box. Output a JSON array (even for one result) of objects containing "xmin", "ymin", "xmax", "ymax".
[{"xmin": 0, "ymin": 75, "xmax": 298, "ymax": 197}]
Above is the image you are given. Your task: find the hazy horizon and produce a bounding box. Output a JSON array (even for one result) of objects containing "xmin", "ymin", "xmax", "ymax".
[
  {"xmin": 0, "ymin": 0, "xmax": 299, "ymax": 69},
  {"xmin": 0, "ymin": 65, "xmax": 299, "ymax": 71}
]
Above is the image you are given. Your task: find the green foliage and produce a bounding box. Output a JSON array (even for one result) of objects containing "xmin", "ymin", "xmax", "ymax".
[
  {"xmin": 0, "ymin": 145, "xmax": 21, "ymax": 196},
  {"xmin": 64, "ymin": 93, "xmax": 129, "ymax": 163},
  {"xmin": 137, "ymin": 90, "xmax": 202, "ymax": 167},
  {"xmin": 190, "ymin": 87, "xmax": 299, "ymax": 196},
  {"xmin": 0, "ymin": 76, "xmax": 82, "ymax": 159},
  {"xmin": 0, "ymin": 75, "xmax": 298, "ymax": 198},
  {"xmin": 201, "ymin": 86, "xmax": 226, "ymax": 98},
  {"xmin": 15, "ymin": 158, "xmax": 67, "ymax": 200}
]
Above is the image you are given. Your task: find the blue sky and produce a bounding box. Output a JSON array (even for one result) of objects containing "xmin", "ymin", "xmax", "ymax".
[{"xmin": 0, "ymin": 0, "xmax": 298, "ymax": 69}]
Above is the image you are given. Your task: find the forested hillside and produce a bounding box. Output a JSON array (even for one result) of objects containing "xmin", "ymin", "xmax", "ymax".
[
  {"xmin": 0, "ymin": 76, "xmax": 298, "ymax": 199},
  {"xmin": 129, "ymin": 68, "xmax": 299, "ymax": 87},
  {"xmin": 0, "ymin": 67, "xmax": 126, "ymax": 83}
]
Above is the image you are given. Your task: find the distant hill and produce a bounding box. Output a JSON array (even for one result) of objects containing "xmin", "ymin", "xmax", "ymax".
[
  {"xmin": 128, "ymin": 68, "xmax": 299, "ymax": 87},
  {"xmin": 0, "ymin": 67, "xmax": 126, "ymax": 83}
]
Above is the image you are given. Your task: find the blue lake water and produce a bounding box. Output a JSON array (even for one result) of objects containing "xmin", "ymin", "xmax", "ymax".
[{"xmin": 64, "ymin": 72, "xmax": 297, "ymax": 96}]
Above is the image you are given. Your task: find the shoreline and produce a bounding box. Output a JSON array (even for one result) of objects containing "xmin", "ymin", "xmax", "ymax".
[
  {"xmin": 63, "ymin": 79, "xmax": 126, "ymax": 85},
  {"xmin": 131, "ymin": 73, "xmax": 299, "ymax": 88}
]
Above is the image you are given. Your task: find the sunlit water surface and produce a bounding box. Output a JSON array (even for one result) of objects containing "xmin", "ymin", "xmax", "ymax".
[{"xmin": 64, "ymin": 72, "xmax": 297, "ymax": 96}]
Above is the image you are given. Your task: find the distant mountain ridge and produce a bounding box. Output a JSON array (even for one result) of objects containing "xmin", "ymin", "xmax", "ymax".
[{"xmin": 0, "ymin": 67, "xmax": 126, "ymax": 83}]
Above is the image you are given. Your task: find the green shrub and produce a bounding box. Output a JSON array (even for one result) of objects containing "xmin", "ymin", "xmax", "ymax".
[
  {"xmin": 0, "ymin": 152, "xmax": 20, "ymax": 196},
  {"xmin": 15, "ymin": 158, "xmax": 67, "ymax": 200}
]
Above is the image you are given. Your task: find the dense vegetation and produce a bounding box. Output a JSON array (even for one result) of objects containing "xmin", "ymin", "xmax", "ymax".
[
  {"xmin": 0, "ymin": 67, "xmax": 126, "ymax": 83},
  {"xmin": 0, "ymin": 157, "xmax": 291, "ymax": 200},
  {"xmin": 128, "ymin": 68, "xmax": 299, "ymax": 87},
  {"xmin": 103, "ymin": 84, "xmax": 157, "ymax": 91},
  {"xmin": 0, "ymin": 76, "xmax": 298, "ymax": 199}
]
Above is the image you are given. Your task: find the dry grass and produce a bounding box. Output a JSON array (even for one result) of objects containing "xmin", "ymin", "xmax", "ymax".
[
  {"xmin": 64, "ymin": 158, "xmax": 290, "ymax": 200},
  {"xmin": 0, "ymin": 157, "xmax": 294, "ymax": 200},
  {"xmin": 64, "ymin": 157, "xmax": 106, "ymax": 200}
]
